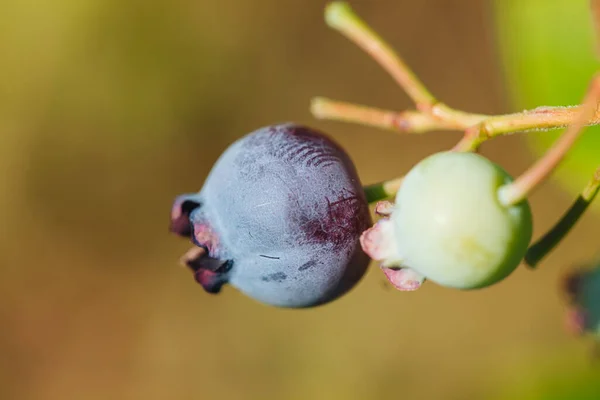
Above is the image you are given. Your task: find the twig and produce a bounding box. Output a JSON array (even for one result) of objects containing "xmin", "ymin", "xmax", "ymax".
[
  {"xmin": 498, "ymin": 75, "xmax": 600, "ymax": 206},
  {"xmin": 525, "ymin": 165, "xmax": 600, "ymax": 267},
  {"xmin": 314, "ymin": 2, "xmax": 600, "ymax": 203}
]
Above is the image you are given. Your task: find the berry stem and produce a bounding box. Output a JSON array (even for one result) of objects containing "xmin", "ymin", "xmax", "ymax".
[
  {"xmin": 498, "ymin": 74, "xmax": 600, "ymax": 207},
  {"xmin": 324, "ymin": 2, "xmax": 436, "ymax": 108},
  {"xmin": 525, "ymin": 166, "xmax": 600, "ymax": 267},
  {"xmin": 364, "ymin": 176, "xmax": 404, "ymax": 203},
  {"xmin": 521, "ymin": 1, "xmax": 600, "ymax": 267},
  {"xmin": 311, "ymin": 97, "xmax": 458, "ymax": 133},
  {"xmin": 317, "ymin": 1, "xmax": 600, "ymax": 204},
  {"xmin": 452, "ymin": 105, "xmax": 600, "ymax": 151},
  {"xmin": 312, "ymin": 96, "xmax": 600, "ymax": 142},
  {"xmin": 317, "ymin": 3, "xmax": 600, "ymax": 141}
]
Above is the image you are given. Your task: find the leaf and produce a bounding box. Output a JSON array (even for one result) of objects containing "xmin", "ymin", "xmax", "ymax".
[{"xmin": 493, "ymin": 0, "xmax": 600, "ymax": 213}]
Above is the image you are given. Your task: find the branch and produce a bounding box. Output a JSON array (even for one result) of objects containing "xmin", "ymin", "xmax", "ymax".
[
  {"xmin": 324, "ymin": 2, "xmax": 436, "ymax": 108},
  {"xmin": 311, "ymin": 97, "xmax": 458, "ymax": 133},
  {"xmin": 498, "ymin": 75, "xmax": 600, "ymax": 206},
  {"xmin": 525, "ymin": 165, "xmax": 600, "ymax": 267},
  {"xmin": 315, "ymin": 2, "xmax": 600, "ymax": 203}
]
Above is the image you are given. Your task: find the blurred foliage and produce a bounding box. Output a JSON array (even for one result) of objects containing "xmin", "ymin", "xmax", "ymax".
[
  {"xmin": 489, "ymin": 354, "xmax": 600, "ymax": 400},
  {"xmin": 493, "ymin": 0, "xmax": 600, "ymax": 213}
]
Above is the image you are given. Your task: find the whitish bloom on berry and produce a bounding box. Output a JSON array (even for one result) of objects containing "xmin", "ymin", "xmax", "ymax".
[{"xmin": 361, "ymin": 151, "xmax": 534, "ymax": 290}]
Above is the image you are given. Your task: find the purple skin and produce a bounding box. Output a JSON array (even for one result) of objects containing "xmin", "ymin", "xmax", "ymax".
[{"xmin": 170, "ymin": 123, "xmax": 372, "ymax": 308}]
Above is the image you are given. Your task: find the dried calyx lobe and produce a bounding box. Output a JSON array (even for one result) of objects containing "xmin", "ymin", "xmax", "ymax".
[
  {"xmin": 171, "ymin": 195, "xmax": 231, "ymax": 293},
  {"xmin": 169, "ymin": 123, "xmax": 372, "ymax": 308}
]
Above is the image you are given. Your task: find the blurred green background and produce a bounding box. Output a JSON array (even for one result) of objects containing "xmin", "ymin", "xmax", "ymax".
[
  {"xmin": 1, "ymin": 0, "xmax": 600, "ymax": 399},
  {"xmin": 494, "ymin": 0, "xmax": 600, "ymax": 214}
]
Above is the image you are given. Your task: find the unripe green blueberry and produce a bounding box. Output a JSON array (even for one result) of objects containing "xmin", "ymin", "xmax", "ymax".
[{"xmin": 362, "ymin": 151, "xmax": 533, "ymax": 290}]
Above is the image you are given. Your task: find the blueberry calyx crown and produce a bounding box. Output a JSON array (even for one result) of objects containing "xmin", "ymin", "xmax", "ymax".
[
  {"xmin": 170, "ymin": 194, "xmax": 202, "ymax": 238},
  {"xmin": 171, "ymin": 194, "xmax": 232, "ymax": 294},
  {"xmin": 181, "ymin": 247, "xmax": 233, "ymax": 294}
]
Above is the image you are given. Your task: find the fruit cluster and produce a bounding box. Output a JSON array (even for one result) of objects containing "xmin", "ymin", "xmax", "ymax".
[
  {"xmin": 361, "ymin": 151, "xmax": 533, "ymax": 292},
  {"xmin": 168, "ymin": 1, "xmax": 600, "ymax": 353}
]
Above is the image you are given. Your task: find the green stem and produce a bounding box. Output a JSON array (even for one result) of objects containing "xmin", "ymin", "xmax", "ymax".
[
  {"xmin": 525, "ymin": 167, "xmax": 600, "ymax": 268},
  {"xmin": 363, "ymin": 176, "xmax": 404, "ymax": 203},
  {"xmin": 364, "ymin": 182, "xmax": 390, "ymax": 203},
  {"xmin": 324, "ymin": 2, "xmax": 436, "ymax": 108},
  {"xmin": 525, "ymin": 196, "xmax": 592, "ymax": 267}
]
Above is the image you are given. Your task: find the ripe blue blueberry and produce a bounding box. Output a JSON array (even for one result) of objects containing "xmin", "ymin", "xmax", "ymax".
[{"xmin": 170, "ymin": 123, "xmax": 372, "ymax": 308}]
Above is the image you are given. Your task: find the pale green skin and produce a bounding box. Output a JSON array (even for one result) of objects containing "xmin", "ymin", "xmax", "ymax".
[{"xmin": 390, "ymin": 152, "xmax": 533, "ymax": 290}]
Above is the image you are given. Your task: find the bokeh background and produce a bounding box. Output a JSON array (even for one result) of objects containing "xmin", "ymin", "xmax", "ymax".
[{"xmin": 2, "ymin": 0, "xmax": 600, "ymax": 399}]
